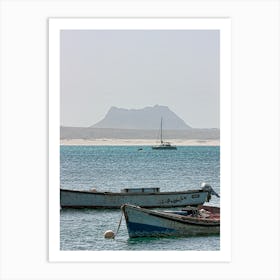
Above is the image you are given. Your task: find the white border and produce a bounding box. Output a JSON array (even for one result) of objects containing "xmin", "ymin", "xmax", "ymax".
[
  {"xmin": 1, "ymin": 1, "xmax": 279, "ymax": 278},
  {"xmin": 49, "ymin": 18, "xmax": 231, "ymax": 262}
]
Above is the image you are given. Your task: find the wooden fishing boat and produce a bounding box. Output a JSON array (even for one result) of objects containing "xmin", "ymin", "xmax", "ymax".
[
  {"xmin": 60, "ymin": 184, "xmax": 219, "ymax": 209},
  {"xmin": 121, "ymin": 204, "xmax": 220, "ymax": 238}
]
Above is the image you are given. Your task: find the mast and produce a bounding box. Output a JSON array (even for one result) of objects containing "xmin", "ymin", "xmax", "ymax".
[{"xmin": 160, "ymin": 117, "xmax": 163, "ymax": 143}]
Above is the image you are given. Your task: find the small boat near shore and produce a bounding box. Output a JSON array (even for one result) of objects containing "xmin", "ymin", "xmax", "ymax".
[
  {"xmin": 60, "ymin": 183, "xmax": 219, "ymax": 209},
  {"xmin": 121, "ymin": 204, "xmax": 220, "ymax": 238}
]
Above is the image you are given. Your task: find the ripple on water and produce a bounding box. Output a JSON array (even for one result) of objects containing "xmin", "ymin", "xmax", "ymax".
[{"xmin": 60, "ymin": 146, "xmax": 220, "ymax": 251}]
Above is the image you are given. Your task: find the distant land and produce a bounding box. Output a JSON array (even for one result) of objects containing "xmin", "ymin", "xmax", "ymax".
[
  {"xmin": 60, "ymin": 105, "xmax": 219, "ymax": 142},
  {"xmin": 60, "ymin": 127, "xmax": 219, "ymax": 140},
  {"xmin": 92, "ymin": 105, "xmax": 191, "ymax": 130}
]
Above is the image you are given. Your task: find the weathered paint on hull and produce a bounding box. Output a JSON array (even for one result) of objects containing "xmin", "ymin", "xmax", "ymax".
[
  {"xmin": 60, "ymin": 189, "xmax": 209, "ymax": 209},
  {"xmin": 122, "ymin": 204, "xmax": 220, "ymax": 238}
]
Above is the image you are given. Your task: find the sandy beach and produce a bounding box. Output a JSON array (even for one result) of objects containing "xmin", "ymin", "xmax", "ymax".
[{"xmin": 60, "ymin": 138, "xmax": 220, "ymax": 146}]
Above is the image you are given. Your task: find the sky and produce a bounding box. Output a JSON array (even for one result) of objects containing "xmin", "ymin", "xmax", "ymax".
[{"xmin": 60, "ymin": 30, "xmax": 220, "ymax": 128}]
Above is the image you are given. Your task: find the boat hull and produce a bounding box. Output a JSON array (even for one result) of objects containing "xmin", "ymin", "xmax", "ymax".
[
  {"xmin": 60, "ymin": 189, "xmax": 210, "ymax": 209},
  {"xmin": 152, "ymin": 146, "xmax": 177, "ymax": 150},
  {"xmin": 122, "ymin": 204, "xmax": 220, "ymax": 238}
]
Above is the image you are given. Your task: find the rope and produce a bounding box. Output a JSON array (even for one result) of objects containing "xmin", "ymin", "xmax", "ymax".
[{"xmin": 113, "ymin": 211, "xmax": 123, "ymax": 239}]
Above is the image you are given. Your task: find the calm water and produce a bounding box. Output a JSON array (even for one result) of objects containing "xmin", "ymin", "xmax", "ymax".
[{"xmin": 60, "ymin": 145, "xmax": 220, "ymax": 251}]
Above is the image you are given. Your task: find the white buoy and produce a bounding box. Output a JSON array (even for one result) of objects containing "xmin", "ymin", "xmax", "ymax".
[{"xmin": 104, "ymin": 230, "xmax": 115, "ymax": 239}]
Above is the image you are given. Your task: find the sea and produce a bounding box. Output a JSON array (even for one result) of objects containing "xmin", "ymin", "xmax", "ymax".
[{"xmin": 60, "ymin": 145, "xmax": 220, "ymax": 251}]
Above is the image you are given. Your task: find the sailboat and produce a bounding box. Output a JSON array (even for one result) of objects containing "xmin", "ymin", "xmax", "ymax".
[{"xmin": 152, "ymin": 118, "xmax": 177, "ymax": 150}]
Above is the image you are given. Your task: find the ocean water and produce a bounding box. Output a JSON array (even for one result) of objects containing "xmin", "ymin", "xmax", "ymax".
[{"xmin": 60, "ymin": 145, "xmax": 220, "ymax": 251}]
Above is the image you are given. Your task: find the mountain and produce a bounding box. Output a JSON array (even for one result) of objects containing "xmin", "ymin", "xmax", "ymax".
[{"xmin": 91, "ymin": 105, "xmax": 191, "ymax": 130}]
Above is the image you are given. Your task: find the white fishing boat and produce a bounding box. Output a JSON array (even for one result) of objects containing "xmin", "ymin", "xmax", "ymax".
[
  {"xmin": 60, "ymin": 183, "xmax": 219, "ymax": 209},
  {"xmin": 152, "ymin": 117, "xmax": 177, "ymax": 150},
  {"xmin": 121, "ymin": 204, "xmax": 220, "ymax": 238}
]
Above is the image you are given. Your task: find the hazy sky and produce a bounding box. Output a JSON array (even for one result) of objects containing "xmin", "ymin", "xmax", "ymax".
[{"xmin": 60, "ymin": 30, "xmax": 220, "ymax": 128}]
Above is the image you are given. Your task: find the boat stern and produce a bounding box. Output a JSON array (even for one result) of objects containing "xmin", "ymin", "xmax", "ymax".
[{"xmin": 121, "ymin": 204, "xmax": 176, "ymax": 238}]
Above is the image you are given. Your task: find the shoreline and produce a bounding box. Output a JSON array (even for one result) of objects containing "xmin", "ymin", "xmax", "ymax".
[{"xmin": 60, "ymin": 138, "xmax": 220, "ymax": 146}]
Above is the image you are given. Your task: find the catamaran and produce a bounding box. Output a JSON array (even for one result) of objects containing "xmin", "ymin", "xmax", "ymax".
[{"xmin": 152, "ymin": 117, "xmax": 177, "ymax": 150}]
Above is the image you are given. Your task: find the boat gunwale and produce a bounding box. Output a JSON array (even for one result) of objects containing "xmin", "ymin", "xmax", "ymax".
[
  {"xmin": 60, "ymin": 188, "xmax": 209, "ymax": 196},
  {"xmin": 122, "ymin": 204, "xmax": 220, "ymax": 227}
]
